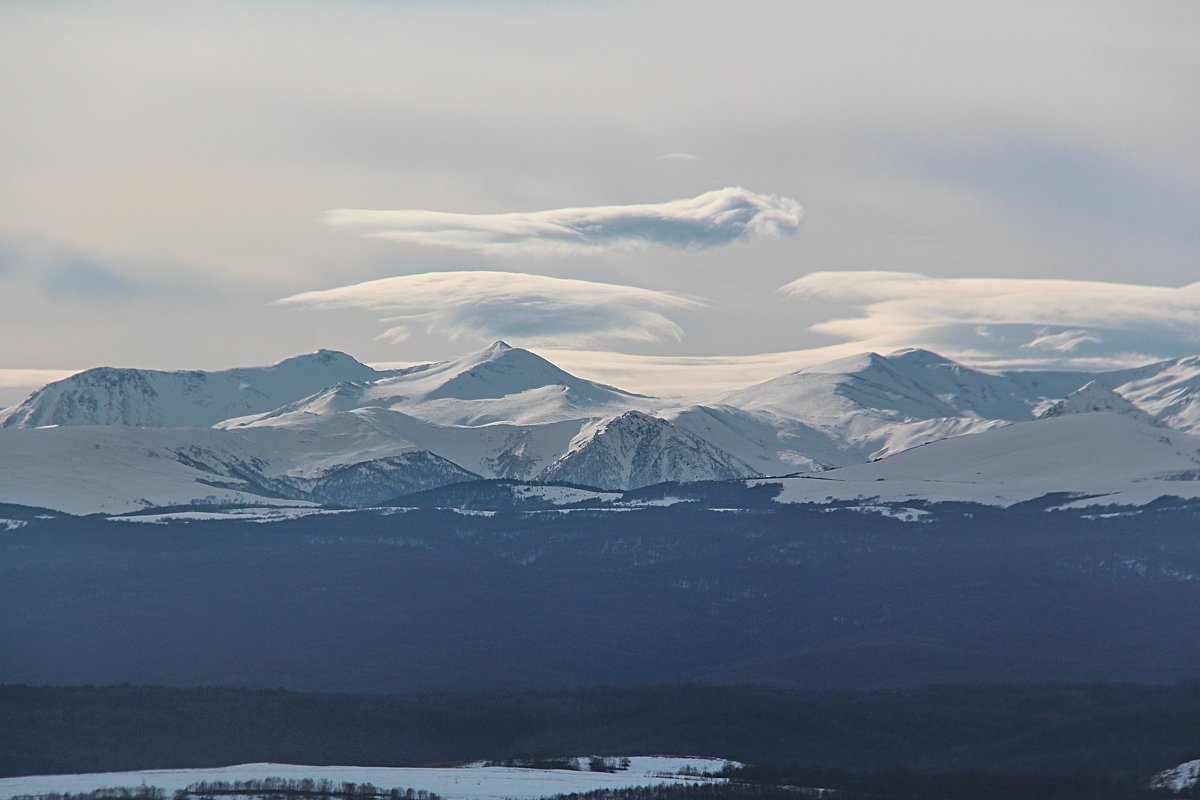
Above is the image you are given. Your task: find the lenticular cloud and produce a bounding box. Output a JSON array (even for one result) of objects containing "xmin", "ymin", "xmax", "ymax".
[
  {"xmin": 779, "ymin": 271, "xmax": 1200, "ymax": 369},
  {"xmin": 277, "ymin": 271, "xmax": 703, "ymax": 347},
  {"xmin": 324, "ymin": 187, "xmax": 802, "ymax": 254}
]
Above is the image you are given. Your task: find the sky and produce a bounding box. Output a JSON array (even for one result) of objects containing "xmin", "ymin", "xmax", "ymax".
[{"xmin": 2, "ymin": 1, "xmax": 1199, "ymax": 403}]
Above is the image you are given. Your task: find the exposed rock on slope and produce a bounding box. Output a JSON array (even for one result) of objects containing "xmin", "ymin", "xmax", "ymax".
[{"xmin": 539, "ymin": 410, "xmax": 760, "ymax": 490}]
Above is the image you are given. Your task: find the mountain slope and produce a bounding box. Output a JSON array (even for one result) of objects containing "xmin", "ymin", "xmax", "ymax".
[
  {"xmin": 1100, "ymin": 355, "xmax": 1200, "ymax": 433},
  {"xmin": 228, "ymin": 405, "xmax": 590, "ymax": 482},
  {"xmin": 762, "ymin": 412, "xmax": 1200, "ymax": 508},
  {"xmin": 0, "ymin": 418, "xmax": 478, "ymax": 514},
  {"xmin": 0, "ymin": 350, "xmax": 384, "ymax": 429},
  {"xmin": 539, "ymin": 410, "xmax": 760, "ymax": 489},
  {"xmin": 1037, "ymin": 380, "xmax": 1154, "ymax": 424}
]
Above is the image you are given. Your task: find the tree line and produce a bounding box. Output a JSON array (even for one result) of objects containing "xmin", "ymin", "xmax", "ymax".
[{"xmin": 12, "ymin": 779, "xmax": 441, "ymax": 800}]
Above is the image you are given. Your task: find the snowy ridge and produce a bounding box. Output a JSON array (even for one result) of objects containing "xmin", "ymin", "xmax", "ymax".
[
  {"xmin": 0, "ymin": 350, "xmax": 383, "ymax": 429},
  {"xmin": 0, "ymin": 757, "xmax": 735, "ymax": 800},
  {"xmin": 304, "ymin": 341, "xmax": 648, "ymax": 427},
  {"xmin": 10, "ymin": 342, "xmax": 1200, "ymax": 511}
]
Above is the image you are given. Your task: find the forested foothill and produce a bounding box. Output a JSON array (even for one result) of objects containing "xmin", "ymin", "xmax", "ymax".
[
  {"xmin": 4, "ymin": 501, "xmax": 1200, "ymax": 795},
  {"xmin": 3, "ymin": 502, "xmax": 1200, "ymax": 694}
]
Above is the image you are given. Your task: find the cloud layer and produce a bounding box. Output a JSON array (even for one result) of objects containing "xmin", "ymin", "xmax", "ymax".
[
  {"xmin": 780, "ymin": 271, "xmax": 1200, "ymax": 369},
  {"xmin": 277, "ymin": 271, "xmax": 702, "ymax": 347},
  {"xmin": 325, "ymin": 187, "xmax": 802, "ymax": 254}
]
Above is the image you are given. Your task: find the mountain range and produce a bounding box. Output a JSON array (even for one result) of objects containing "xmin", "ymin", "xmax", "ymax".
[{"xmin": 4, "ymin": 341, "xmax": 1200, "ymax": 514}]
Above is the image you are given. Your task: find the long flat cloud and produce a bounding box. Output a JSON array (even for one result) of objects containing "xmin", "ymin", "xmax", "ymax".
[
  {"xmin": 325, "ymin": 187, "xmax": 802, "ymax": 254},
  {"xmin": 780, "ymin": 271, "xmax": 1200, "ymax": 369},
  {"xmin": 277, "ymin": 271, "xmax": 703, "ymax": 347}
]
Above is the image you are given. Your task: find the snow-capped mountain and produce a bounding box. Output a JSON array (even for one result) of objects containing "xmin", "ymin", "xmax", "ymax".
[
  {"xmin": 239, "ymin": 340, "xmax": 648, "ymax": 427},
  {"xmin": 714, "ymin": 348, "xmax": 1056, "ymax": 422},
  {"xmin": 539, "ymin": 410, "xmax": 759, "ymax": 489},
  {"xmin": 9, "ymin": 341, "xmax": 1200, "ymax": 513},
  {"xmin": 0, "ymin": 349, "xmax": 385, "ymax": 429},
  {"xmin": 676, "ymin": 349, "xmax": 1045, "ymax": 469}
]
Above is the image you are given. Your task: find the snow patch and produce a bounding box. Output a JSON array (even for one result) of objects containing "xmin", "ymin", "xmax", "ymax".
[{"xmin": 1152, "ymin": 758, "xmax": 1200, "ymax": 792}]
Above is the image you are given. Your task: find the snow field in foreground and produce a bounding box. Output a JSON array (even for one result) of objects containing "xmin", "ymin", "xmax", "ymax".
[{"xmin": 0, "ymin": 757, "xmax": 735, "ymax": 800}]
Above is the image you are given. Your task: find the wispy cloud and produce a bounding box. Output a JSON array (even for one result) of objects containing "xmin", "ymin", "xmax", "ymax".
[
  {"xmin": 656, "ymin": 153, "xmax": 701, "ymax": 161},
  {"xmin": 1020, "ymin": 329, "xmax": 1103, "ymax": 353},
  {"xmin": 780, "ymin": 271, "xmax": 1200, "ymax": 369},
  {"xmin": 277, "ymin": 271, "xmax": 703, "ymax": 347},
  {"xmin": 324, "ymin": 187, "xmax": 801, "ymax": 254},
  {"xmin": 534, "ymin": 347, "xmax": 855, "ymax": 397}
]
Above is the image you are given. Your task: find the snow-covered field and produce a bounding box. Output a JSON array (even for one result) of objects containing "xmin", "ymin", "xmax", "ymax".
[{"xmin": 0, "ymin": 757, "xmax": 734, "ymax": 800}]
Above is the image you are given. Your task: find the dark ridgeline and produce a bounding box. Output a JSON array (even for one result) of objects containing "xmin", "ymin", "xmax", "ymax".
[{"xmin": 3, "ymin": 683, "xmax": 1200, "ymax": 782}]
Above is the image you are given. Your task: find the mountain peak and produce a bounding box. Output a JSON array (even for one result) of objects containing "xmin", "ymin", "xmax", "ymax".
[
  {"xmin": 1037, "ymin": 380, "xmax": 1153, "ymax": 424},
  {"xmin": 540, "ymin": 409, "xmax": 759, "ymax": 489},
  {"xmin": 278, "ymin": 349, "xmax": 367, "ymax": 369},
  {"xmin": 884, "ymin": 348, "xmax": 958, "ymax": 366},
  {"xmin": 424, "ymin": 344, "xmax": 573, "ymax": 400}
]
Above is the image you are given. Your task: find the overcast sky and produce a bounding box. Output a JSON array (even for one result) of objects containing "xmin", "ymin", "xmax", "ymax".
[{"xmin": 2, "ymin": 1, "xmax": 1198, "ymax": 402}]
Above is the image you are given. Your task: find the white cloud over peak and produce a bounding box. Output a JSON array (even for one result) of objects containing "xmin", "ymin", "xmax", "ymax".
[
  {"xmin": 1020, "ymin": 329, "xmax": 1103, "ymax": 353},
  {"xmin": 780, "ymin": 271, "xmax": 1200, "ymax": 369},
  {"xmin": 324, "ymin": 187, "xmax": 801, "ymax": 254},
  {"xmin": 277, "ymin": 271, "xmax": 703, "ymax": 347}
]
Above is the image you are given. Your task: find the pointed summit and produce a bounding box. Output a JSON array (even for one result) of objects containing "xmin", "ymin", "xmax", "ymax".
[
  {"xmin": 425, "ymin": 343, "xmax": 587, "ymax": 401},
  {"xmin": 1038, "ymin": 380, "xmax": 1153, "ymax": 424}
]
